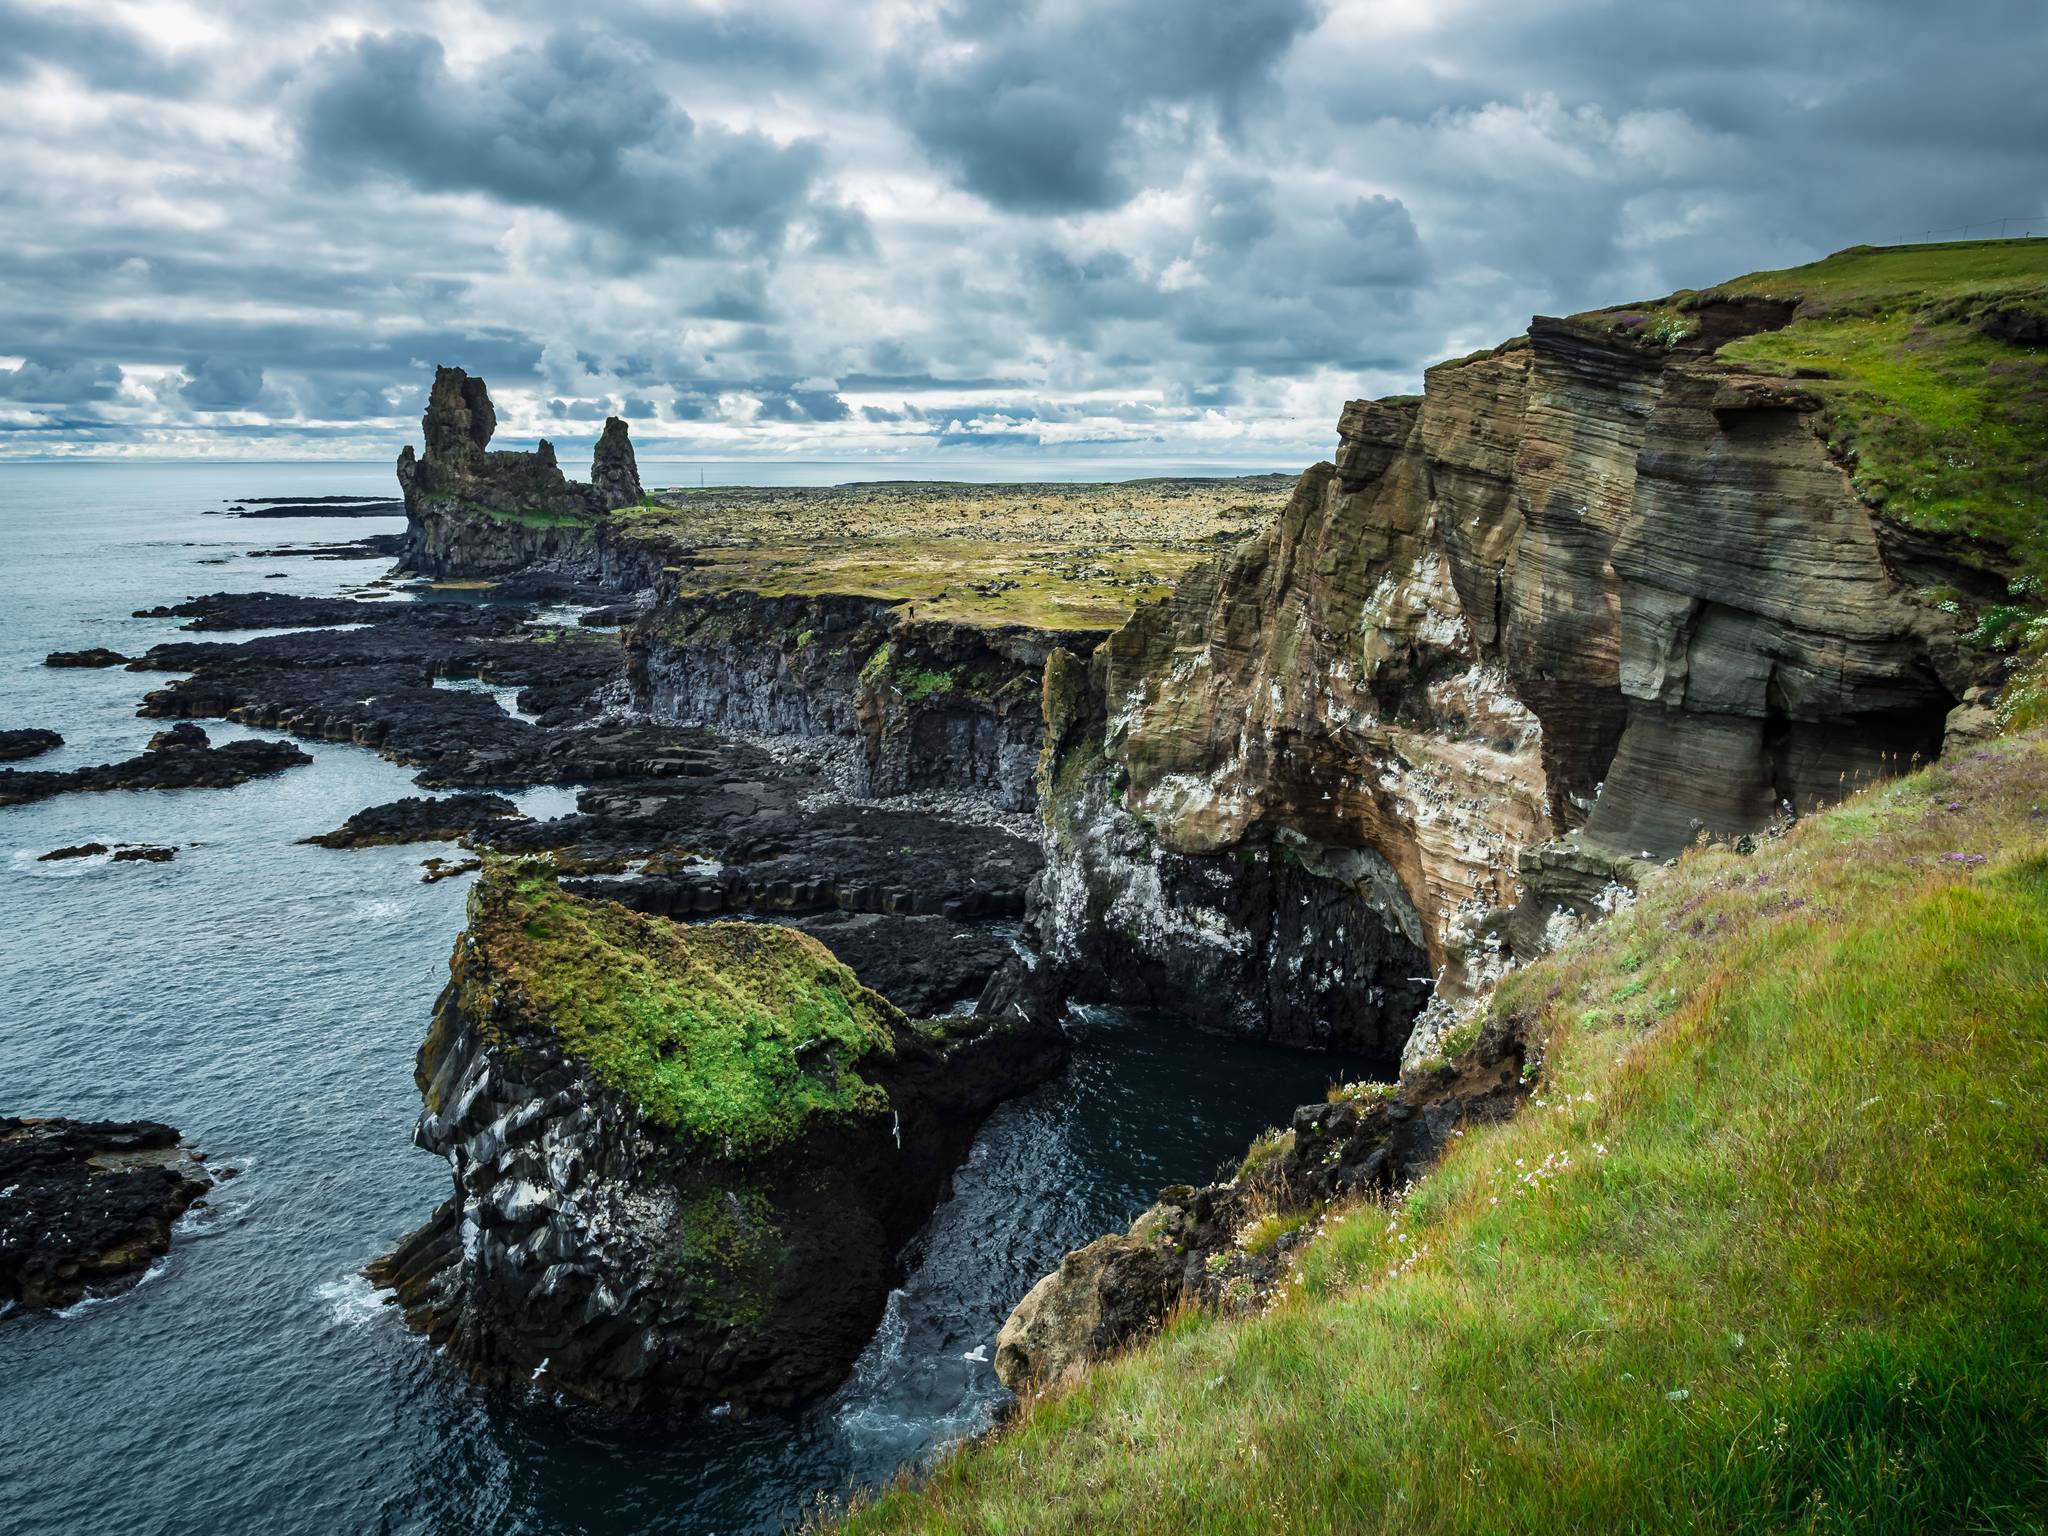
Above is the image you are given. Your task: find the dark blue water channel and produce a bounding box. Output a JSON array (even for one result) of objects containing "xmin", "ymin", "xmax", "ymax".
[{"xmin": 0, "ymin": 462, "xmax": 1345, "ymax": 1535}]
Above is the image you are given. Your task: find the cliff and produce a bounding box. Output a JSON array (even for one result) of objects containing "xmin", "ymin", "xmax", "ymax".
[
  {"xmin": 370, "ymin": 859, "xmax": 1065, "ymax": 1416},
  {"xmin": 396, "ymin": 366, "xmax": 647, "ymax": 580},
  {"xmin": 626, "ymin": 590, "xmax": 1088, "ymax": 812},
  {"xmin": 1013, "ymin": 240, "xmax": 2043, "ymax": 1069},
  {"xmin": 846, "ymin": 731, "xmax": 2048, "ymax": 1535}
]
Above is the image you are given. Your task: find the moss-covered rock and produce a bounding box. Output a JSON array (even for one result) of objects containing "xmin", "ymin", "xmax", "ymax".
[
  {"xmin": 394, "ymin": 367, "xmax": 647, "ymax": 579},
  {"xmin": 372, "ymin": 858, "xmax": 1067, "ymax": 1417},
  {"xmin": 454, "ymin": 857, "xmax": 901, "ymax": 1153}
]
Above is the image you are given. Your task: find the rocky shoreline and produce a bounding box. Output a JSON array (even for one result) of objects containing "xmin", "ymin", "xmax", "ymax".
[
  {"xmin": 0, "ymin": 722, "xmax": 311, "ymax": 807},
  {"xmin": 0, "ymin": 1118, "xmax": 216, "ymax": 1314},
  {"xmin": 0, "ymin": 728, "xmax": 61, "ymax": 762},
  {"xmin": 16, "ymin": 293, "xmax": 2017, "ymax": 1426}
]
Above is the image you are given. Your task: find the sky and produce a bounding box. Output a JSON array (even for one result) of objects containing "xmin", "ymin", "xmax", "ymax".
[{"xmin": 1, "ymin": 0, "xmax": 2044, "ymax": 465}]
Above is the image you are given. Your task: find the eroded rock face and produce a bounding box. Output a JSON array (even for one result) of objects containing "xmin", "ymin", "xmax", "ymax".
[
  {"xmin": 1024, "ymin": 305, "xmax": 1977, "ymax": 1063},
  {"xmin": 588, "ymin": 417, "xmax": 643, "ymax": 511},
  {"xmin": 627, "ymin": 588, "xmax": 1086, "ymax": 813},
  {"xmin": 396, "ymin": 368, "xmax": 653, "ymax": 581},
  {"xmin": 0, "ymin": 1118, "xmax": 214, "ymax": 1313},
  {"xmin": 370, "ymin": 862, "xmax": 1067, "ymax": 1417}
]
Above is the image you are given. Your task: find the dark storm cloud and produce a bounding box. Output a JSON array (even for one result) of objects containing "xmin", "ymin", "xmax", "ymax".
[
  {"xmin": 755, "ymin": 388, "xmax": 852, "ymax": 423},
  {"xmin": 546, "ymin": 398, "xmax": 616, "ymax": 421},
  {"xmin": 1333, "ymin": 197, "xmax": 1425, "ymax": 287},
  {"xmin": 1008, "ymin": 174, "xmax": 1424, "ymax": 376},
  {"xmin": 890, "ymin": 0, "xmax": 1319, "ymax": 211},
  {"xmin": 295, "ymin": 30, "xmax": 830, "ymax": 261},
  {"xmin": 664, "ymin": 393, "xmax": 721, "ymax": 422},
  {"xmin": 0, "ymin": 1, "xmax": 202, "ymax": 95},
  {"xmin": 842, "ymin": 373, "xmax": 1034, "ymax": 392},
  {"xmin": 596, "ymin": 1, "xmax": 832, "ymax": 72},
  {"xmin": 10, "ymin": 312, "xmax": 546, "ymax": 388}
]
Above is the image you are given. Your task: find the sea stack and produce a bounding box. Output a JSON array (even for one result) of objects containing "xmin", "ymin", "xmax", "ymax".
[
  {"xmin": 395, "ymin": 367, "xmax": 641, "ymax": 578},
  {"xmin": 370, "ymin": 858, "xmax": 1066, "ymax": 1416}
]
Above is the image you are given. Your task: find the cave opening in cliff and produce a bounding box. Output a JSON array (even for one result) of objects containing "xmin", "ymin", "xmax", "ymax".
[{"xmin": 1762, "ymin": 675, "xmax": 1958, "ymax": 818}]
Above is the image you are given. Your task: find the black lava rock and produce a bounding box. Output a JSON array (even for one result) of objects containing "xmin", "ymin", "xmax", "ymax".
[{"xmin": 0, "ymin": 1118, "xmax": 214, "ymax": 1313}]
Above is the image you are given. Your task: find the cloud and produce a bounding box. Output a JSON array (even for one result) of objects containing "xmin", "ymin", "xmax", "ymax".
[
  {"xmin": 755, "ymin": 387, "xmax": 852, "ymax": 422},
  {"xmin": 0, "ymin": 1, "xmax": 202, "ymax": 95},
  {"xmin": 180, "ymin": 357, "xmax": 267, "ymax": 411},
  {"xmin": 0, "ymin": 355, "xmax": 123, "ymax": 403},
  {"xmin": 295, "ymin": 30, "xmax": 831, "ymax": 264},
  {"xmin": 0, "ymin": 0, "xmax": 2043, "ymax": 462},
  {"xmin": 890, "ymin": 0, "xmax": 1319, "ymax": 211}
]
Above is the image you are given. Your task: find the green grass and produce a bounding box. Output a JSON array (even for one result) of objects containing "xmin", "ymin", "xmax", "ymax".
[
  {"xmin": 1720, "ymin": 311, "xmax": 2047, "ymax": 581},
  {"xmin": 899, "ymin": 667, "xmax": 961, "ymax": 703},
  {"xmin": 841, "ymin": 736, "xmax": 2048, "ymax": 1534},
  {"xmin": 662, "ymin": 1186, "xmax": 784, "ymax": 1328},
  {"xmin": 458, "ymin": 858, "xmax": 899, "ymax": 1153},
  {"xmin": 420, "ymin": 491, "xmax": 597, "ymax": 532},
  {"xmin": 1712, "ymin": 241, "xmax": 2046, "ymax": 583},
  {"xmin": 1235, "ymin": 1209, "xmax": 1312, "ymax": 1258},
  {"xmin": 1558, "ymin": 241, "xmax": 2048, "ymax": 589},
  {"xmin": 1715, "ymin": 240, "xmax": 2048, "ymax": 307}
]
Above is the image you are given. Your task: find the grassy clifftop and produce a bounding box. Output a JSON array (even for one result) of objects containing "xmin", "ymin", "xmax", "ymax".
[
  {"xmin": 616, "ymin": 477, "xmax": 1291, "ymax": 631},
  {"xmin": 844, "ymin": 735, "xmax": 2048, "ymax": 1533},
  {"xmin": 1717, "ymin": 241, "xmax": 2048, "ymax": 585},
  {"xmin": 455, "ymin": 859, "xmax": 900, "ymax": 1153},
  {"xmin": 1579, "ymin": 238, "xmax": 2048, "ymax": 587}
]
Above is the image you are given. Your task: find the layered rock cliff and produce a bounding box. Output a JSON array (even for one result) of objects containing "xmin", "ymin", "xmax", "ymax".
[
  {"xmin": 626, "ymin": 589, "xmax": 1092, "ymax": 812},
  {"xmin": 370, "ymin": 859, "xmax": 1065, "ymax": 1416},
  {"xmin": 1014, "ymin": 285, "xmax": 1996, "ymax": 1069}
]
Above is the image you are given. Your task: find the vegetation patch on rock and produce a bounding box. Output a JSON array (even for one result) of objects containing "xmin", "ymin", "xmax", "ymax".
[
  {"xmin": 459, "ymin": 858, "xmax": 900, "ymax": 1153},
  {"xmin": 1712, "ymin": 240, "xmax": 2048, "ymax": 583}
]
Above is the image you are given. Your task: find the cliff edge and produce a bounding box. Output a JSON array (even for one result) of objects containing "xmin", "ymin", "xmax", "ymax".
[
  {"xmin": 1011, "ymin": 239, "xmax": 2043, "ymax": 1071},
  {"xmin": 370, "ymin": 857, "xmax": 1066, "ymax": 1416}
]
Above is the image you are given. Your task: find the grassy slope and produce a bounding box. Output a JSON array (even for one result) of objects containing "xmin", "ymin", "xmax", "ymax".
[
  {"xmin": 1572, "ymin": 239, "xmax": 2048, "ymax": 589},
  {"xmin": 460, "ymin": 859, "xmax": 898, "ymax": 1152},
  {"xmin": 1591, "ymin": 238, "xmax": 2048, "ymax": 732},
  {"xmin": 844, "ymin": 736, "xmax": 2048, "ymax": 1534}
]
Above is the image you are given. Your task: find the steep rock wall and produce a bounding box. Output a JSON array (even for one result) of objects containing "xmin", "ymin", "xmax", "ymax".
[
  {"xmin": 626, "ymin": 586, "xmax": 1093, "ymax": 812},
  {"xmin": 370, "ymin": 862, "xmax": 1066, "ymax": 1417},
  {"xmin": 1024, "ymin": 304, "xmax": 1977, "ymax": 1065}
]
